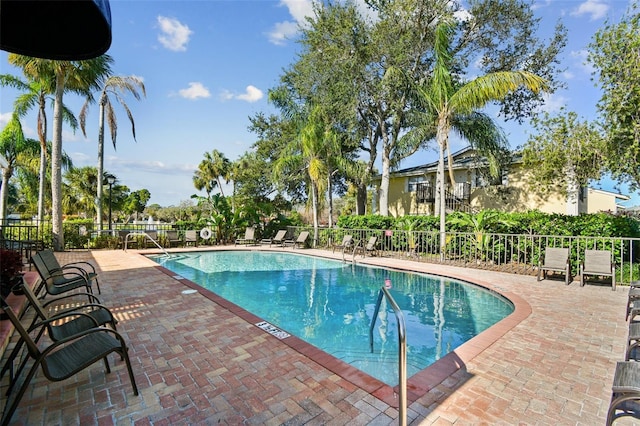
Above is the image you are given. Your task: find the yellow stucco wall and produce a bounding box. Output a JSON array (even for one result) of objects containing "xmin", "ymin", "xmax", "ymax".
[
  {"xmin": 381, "ymin": 162, "xmax": 622, "ymax": 216},
  {"xmin": 586, "ymin": 189, "xmax": 618, "ymax": 213}
]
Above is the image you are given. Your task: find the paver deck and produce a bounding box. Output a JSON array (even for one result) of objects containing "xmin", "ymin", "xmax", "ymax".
[{"xmin": 0, "ymin": 246, "xmax": 634, "ymax": 425}]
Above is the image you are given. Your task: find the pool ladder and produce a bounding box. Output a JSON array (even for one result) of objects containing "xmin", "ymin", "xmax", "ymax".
[{"xmin": 369, "ymin": 286, "xmax": 407, "ymax": 426}]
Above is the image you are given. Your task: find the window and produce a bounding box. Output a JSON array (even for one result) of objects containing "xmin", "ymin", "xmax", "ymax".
[{"xmin": 408, "ymin": 176, "xmax": 427, "ymax": 192}]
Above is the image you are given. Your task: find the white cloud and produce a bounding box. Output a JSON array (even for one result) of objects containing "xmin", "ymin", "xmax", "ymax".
[
  {"xmin": 267, "ymin": 20, "xmax": 300, "ymax": 46},
  {"xmin": 281, "ymin": 0, "xmax": 314, "ymax": 23},
  {"xmin": 157, "ymin": 16, "xmax": 192, "ymax": 51},
  {"xmin": 538, "ymin": 93, "xmax": 568, "ymax": 114},
  {"xmin": 571, "ymin": 49, "xmax": 596, "ymax": 75},
  {"xmin": 219, "ymin": 85, "xmax": 264, "ymax": 103},
  {"xmin": 0, "ymin": 111, "xmax": 12, "ymax": 127},
  {"xmin": 571, "ymin": 0, "xmax": 609, "ymax": 20},
  {"xmin": 178, "ymin": 82, "xmax": 211, "ymax": 100},
  {"xmin": 267, "ymin": 0, "xmax": 314, "ymax": 45}
]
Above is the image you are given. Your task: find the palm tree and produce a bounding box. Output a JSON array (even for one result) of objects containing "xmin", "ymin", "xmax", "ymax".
[
  {"xmin": 413, "ymin": 22, "xmax": 547, "ymax": 255},
  {"xmin": 9, "ymin": 55, "xmax": 113, "ymax": 250},
  {"xmin": 0, "ymin": 115, "xmax": 39, "ymax": 220},
  {"xmin": 79, "ymin": 75, "xmax": 146, "ymax": 230},
  {"xmin": 193, "ymin": 149, "xmax": 231, "ymax": 197},
  {"xmin": 63, "ymin": 166, "xmax": 100, "ymax": 216},
  {"xmin": 0, "ymin": 68, "xmax": 78, "ymax": 222},
  {"xmin": 274, "ymin": 106, "xmax": 340, "ymax": 245}
]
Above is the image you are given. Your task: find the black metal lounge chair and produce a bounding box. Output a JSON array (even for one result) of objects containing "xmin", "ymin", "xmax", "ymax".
[
  {"xmin": 31, "ymin": 251, "xmax": 94, "ymax": 298},
  {"xmin": 537, "ymin": 247, "xmax": 571, "ymax": 285},
  {"xmin": 332, "ymin": 235, "xmax": 354, "ymax": 253},
  {"xmin": 0, "ymin": 298, "xmax": 138, "ymax": 426},
  {"xmin": 37, "ymin": 248, "xmax": 101, "ymax": 293},
  {"xmin": 580, "ymin": 249, "xmax": 616, "ymax": 290},
  {"xmin": 1, "ymin": 283, "xmax": 118, "ymax": 395},
  {"xmin": 606, "ymin": 361, "xmax": 640, "ymax": 425}
]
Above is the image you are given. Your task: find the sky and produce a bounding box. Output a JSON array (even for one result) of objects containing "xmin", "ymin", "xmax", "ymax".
[{"xmin": 0, "ymin": 0, "xmax": 638, "ymax": 209}]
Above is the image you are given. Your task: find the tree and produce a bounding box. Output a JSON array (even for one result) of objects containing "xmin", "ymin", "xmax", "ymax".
[
  {"xmin": 80, "ymin": 75, "xmax": 146, "ymax": 230},
  {"xmin": 521, "ymin": 109, "xmax": 606, "ymax": 214},
  {"xmin": 1, "ymin": 64, "xmax": 78, "ymax": 222},
  {"xmin": 413, "ymin": 21, "xmax": 547, "ymax": 255},
  {"xmin": 270, "ymin": 0, "xmax": 566, "ymax": 217},
  {"xmin": 273, "ymin": 106, "xmax": 340, "ymax": 245},
  {"xmin": 588, "ymin": 3, "xmax": 640, "ymax": 191},
  {"xmin": 9, "ymin": 55, "xmax": 112, "ymax": 250},
  {"xmin": 0, "ymin": 115, "xmax": 39, "ymax": 220},
  {"xmin": 63, "ymin": 166, "xmax": 100, "ymax": 216},
  {"xmin": 122, "ymin": 189, "xmax": 151, "ymax": 222},
  {"xmin": 193, "ymin": 149, "xmax": 231, "ymax": 197}
]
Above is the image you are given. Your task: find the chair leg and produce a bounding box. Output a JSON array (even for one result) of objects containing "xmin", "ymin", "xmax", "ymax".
[
  {"xmin": 121, "ymin": 347, "xmax": 139, "ymax": 395},
  {"xmin": 1, "ymin": 361, "xmax": 41, "ymax": 426}
]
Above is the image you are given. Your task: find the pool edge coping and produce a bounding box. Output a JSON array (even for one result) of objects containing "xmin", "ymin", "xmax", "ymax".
[{"xmin": 147, "ymin": 248, "xmax": 532, "ymax": 409}]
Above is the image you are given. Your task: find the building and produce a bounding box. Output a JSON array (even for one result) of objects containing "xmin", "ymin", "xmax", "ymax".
[{"xmin": 372, "ymin": 147, "xmax": 629, "ymax": 216}]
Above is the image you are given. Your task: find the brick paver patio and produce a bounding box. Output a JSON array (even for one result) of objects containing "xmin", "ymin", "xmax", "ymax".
[{"xmin": 0, "ymin": 246, "xmax": 634, "ymax": 425}]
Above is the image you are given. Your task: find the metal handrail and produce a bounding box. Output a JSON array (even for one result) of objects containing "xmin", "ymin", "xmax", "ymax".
[
  {"xmin": 124, "ymin": 232, "xmax": 169, "ymax": 257},
  {"xmin": 369, "ymin": 286, "xmax": 407, "ymax": 426}
]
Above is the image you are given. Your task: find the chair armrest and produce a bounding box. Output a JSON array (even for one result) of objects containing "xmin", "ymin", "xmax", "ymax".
[
  {"xmin": 28, "ymin": 311, "xmax": 101, "ymax": 332},
  {"xmin": 39, "ymin": 326, "xmax": 128, "ymax": 357},
  {"xmin": 41, "ymin": 292, "xmax": 102, "ymax": 307}
]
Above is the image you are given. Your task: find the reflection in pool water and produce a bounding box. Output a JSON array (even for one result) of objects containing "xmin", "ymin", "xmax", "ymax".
[{"xmin": 149, "ymin": 251, "xmax": 513, "ymax": 385}]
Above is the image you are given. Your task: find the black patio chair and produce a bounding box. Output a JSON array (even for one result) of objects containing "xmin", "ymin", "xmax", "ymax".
[
  {"xmin": 31, "ymin": 250, "xmax": 95, "ymax": 298},
  {"xmin": 0, "ymin": 282, "xmax": 118, "ymax": 389},
  {"xmin": 0, "ymin": 298, "xmax": 138, "ymax": 426}
]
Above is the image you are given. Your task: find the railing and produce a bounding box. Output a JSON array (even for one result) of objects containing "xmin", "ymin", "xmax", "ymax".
[
  {"xmin": 369, "ymin": 286, "xmax": 407, "ymax": 426},
  {"xmin": 288, "ymin": 227, "xmax": 640, "ymax": 284}
]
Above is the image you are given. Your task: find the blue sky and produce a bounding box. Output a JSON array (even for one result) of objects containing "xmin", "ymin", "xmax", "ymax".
[{"xmin": 1, "ymin": 0, "xmax": 638, "ymax": 208}]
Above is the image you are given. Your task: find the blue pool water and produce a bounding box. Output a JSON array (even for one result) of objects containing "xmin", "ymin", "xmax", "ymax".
[{"xmin": 148, "ymin": 251, "xmax": 513, "ymax": 386}]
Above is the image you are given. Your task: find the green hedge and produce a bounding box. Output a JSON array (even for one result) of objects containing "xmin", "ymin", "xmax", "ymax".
[{"xmin": 336, "ymin": 211, "xmax": 640, "ymax": 238}]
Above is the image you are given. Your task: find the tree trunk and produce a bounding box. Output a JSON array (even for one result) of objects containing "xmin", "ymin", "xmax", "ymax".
[
  {"xmin": 379, "ymin": 149, "xmax": 390, "ymax": 216},
  {"xmin": 96, "ymin": 96, "xmax": 106, "ymax": 231},
  {"xmin": 37, "ymin": 100, "xmax": 47, "ymax": 223},
  {"xmin": 51, "ymin": 73, "xmax": 65, "ymax": 251},
  {"xmin": 0, "ymin": 167, "xmax": 12, "ymax": 220},
  {"xmin": 437, "ymin": 115, "xmax": 449, "ymax": 258},
  {"xmin": 328, "ymin": 174, "xmax": 334, "ymax": 227},
  {"xmin": 312, "ymin": 182, "xmax": 319, "ymax": 247},
  {"xmin": 356, "ymin": 183, "xmax": 367, "ymax": 215}
]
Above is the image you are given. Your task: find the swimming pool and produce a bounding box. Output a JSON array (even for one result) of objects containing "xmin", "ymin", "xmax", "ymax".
[{"xmin": 148, "ymin": 251, "xmax": 513, "ymax": 386}]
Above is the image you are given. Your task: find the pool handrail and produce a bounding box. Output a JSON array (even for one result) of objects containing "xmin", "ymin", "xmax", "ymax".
[{"xmin": 369, "ymin": 286, "xmax": 407, "ymax": 426}]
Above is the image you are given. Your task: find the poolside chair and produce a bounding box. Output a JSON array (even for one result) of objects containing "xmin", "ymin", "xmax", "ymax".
[
  {"xmin": 31, "ymin": 251, "xmax": 95, "ymax": 298},
  {"xmin": 537, "ymin": 247, "xmax": 571, "ymax": 285},
  {"xmin": 37, "ymin": 249, "xmax": 101, "ymax": 294},
  {"xmin": 165, "ymin": 230, "xmax": 182, "ymax": 248},
  {"xmin": 117, "ymin": 230, "xmax": 137, "ymax": 250},
  {"xmin": 606, "ymin": 361, "xmax": 640, "ymax": 425},
  {"xmin": 235, "ymin": 227, "xmax": 256, "ymax": 245},
  {"xmin": 332, "ymin": 235, "xmax": 354, "ymax": 253},
  {"xmin": 626, "ymin": 322, "xmax": 640, "ymax": 361},
  {"xmin": 353, "ymin": 236, "xmax": 379, "ymax": 258},
  {"xmin": 184, "ymin": 230, "xmax": 198, "ymax": 247},
  {"xmin": 580, "ymin": 249, "xmax": 616, "ymax": 290},
  {"xmin": 0, "ymin": 298, "xmax": 138, "ymax": 426},
  {"xmin": 143, "ymin": 230, "xmax": 159, "ymax": 248},
  {"xmin": 364, "ymin": 236, "xmax": 379, "ymax": 257},
  {"xmin": 284, "ymin": 231, "xmax": 309, "ymax": 249},
  {"xmin": 0, "ymin": 282, "xmax": 118, "ymax": 394},
  {"xmin": 261, "ymin": 230, "xmax": 287, "ymax": 247}
]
